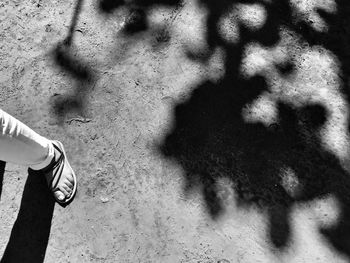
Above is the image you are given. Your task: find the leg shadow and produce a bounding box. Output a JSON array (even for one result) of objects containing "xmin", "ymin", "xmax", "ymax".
[
  {"xmin": 0, "ymin": 162, "xmax": 5, "ymax": 200},
  {"xmin": 1, "ymin": 169, "xmax": 55, "ymax": 263}
]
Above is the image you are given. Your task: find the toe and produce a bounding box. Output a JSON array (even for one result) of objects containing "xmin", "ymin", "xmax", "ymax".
[
  {"xmin": 63, "ymin": 178, "xmax": 73, "ymax": 188},
  {"xmin": 54, "ymin": 190, "xmax": 66, "ymax": 201},
  {"xmin": 57, "ymin": 185, "xmax": 70, "ymax": 198},
  {"xmin": 61, "ymin": 162, "xmax": 75, "ymax": 186},
  {"xmin": 61, "ymin": 183, "xmax": 73, "ymax": 196}
]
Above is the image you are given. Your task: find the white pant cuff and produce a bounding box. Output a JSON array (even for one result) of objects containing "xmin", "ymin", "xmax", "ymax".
[{"xmin": 29, "ymin": 141, "xmax": 55, "ymax": 170}]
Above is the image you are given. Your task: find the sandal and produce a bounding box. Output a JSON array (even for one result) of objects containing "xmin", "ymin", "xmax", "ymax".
[{"xmin": 30, "ymin": 140, "xmax": 77, "ymax": 207}]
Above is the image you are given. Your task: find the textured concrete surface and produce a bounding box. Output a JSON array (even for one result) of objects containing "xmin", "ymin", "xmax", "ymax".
[{"xmin": 1, "ymin": 0, "xmax": 350, "ymax": 262}]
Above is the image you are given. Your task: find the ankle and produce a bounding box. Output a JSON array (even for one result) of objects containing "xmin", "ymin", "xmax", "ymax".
[{"xmin": 28, "ymin": 140, "xmax": 56, "ymax": 171}]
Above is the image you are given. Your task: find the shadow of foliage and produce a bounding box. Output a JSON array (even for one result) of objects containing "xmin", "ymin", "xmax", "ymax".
[
  {"xmin": 51, "ymin": 42, "xmax": 95, "ymax": 123},
  {"xmin": 55, "ymin": 0, "xmax": 350, "ymax": 257},
  {"xmin": 50, "ymin": 0, "xmax": 96, "ymax": 122},
  {"xmin": 156, "ymin": 0, "xmax": 350, "ymax": 257},
  {"xmin": 98, "ymin": 0, "xmax": 183, "ymax": 35},
  {"xmin": 51, "ymin": 0, "xmax": 183, "ymax": 121}
]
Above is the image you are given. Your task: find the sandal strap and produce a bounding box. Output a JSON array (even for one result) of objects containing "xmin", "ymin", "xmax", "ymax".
[
  {"xmin": 49, "ymin": 142, "xmax": 66, "ymax": 190},
  {"xmin": 33, "ymin": 142, "xmax": 63, "ymax": 174}
]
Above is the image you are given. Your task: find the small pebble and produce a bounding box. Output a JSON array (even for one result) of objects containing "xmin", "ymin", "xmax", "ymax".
[
  {"xmin": 100, "ymin": 196, "xmax": 109, "ymax": 203},
  {"xmin": 45, "ymin": 24, "xmax": 52, "ymax": 32}
]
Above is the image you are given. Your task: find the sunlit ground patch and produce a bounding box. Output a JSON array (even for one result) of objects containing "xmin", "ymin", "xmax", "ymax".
[
  {"xmin": 171, "ymin": 0, "xmax": 208, "ymax": 50},
  {"xmin": 290, "ymin": 0, "xmax": 337, "ymax": 32},
  {"xmin": 240, "ymin": 27, "xmax": 350, "ymax": 161},
  {"xmin": 218, "ymin": 10, "xmax": 240, "ymax": 44},
  {"xmin": 235, "ymin": 3, "xmax": 267, "ymax": 30},
  {"xmin": 242, "ymin": 92, "xmax": 278, "ymax": 126},
  {"xmin": 280, "ymin": 167, "xmax": 302, "ymax": 199},
  {"xmin": 218, "ymin": 3, "xmax": 267, "ymax": 44},
  {"xmin": 281, "ymin": 197, "xmax": 346, "ymax": 262}
]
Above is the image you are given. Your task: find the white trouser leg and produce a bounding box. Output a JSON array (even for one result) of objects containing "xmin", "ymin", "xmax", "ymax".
[{"xmin": 0, "ymin": 109, "xmax": 54, "ymax": 170}]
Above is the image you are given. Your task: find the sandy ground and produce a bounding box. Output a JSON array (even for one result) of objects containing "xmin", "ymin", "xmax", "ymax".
[{"xmin": 1, "ymin": 0, "xmax": 350, "ymax": 262}]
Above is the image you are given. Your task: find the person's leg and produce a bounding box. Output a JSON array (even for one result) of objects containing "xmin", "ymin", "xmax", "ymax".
[
  {"xmin": 0, "ymin": 109, "xmax": 54, "ymax": 169},
  {"xmin": 0, "ymin": 109, "xmax": 76, "ymax": 203}
]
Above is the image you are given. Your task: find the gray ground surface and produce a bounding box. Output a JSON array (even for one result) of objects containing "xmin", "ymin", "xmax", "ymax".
[{"xmin": 1, "ymin": 0, "xmax": 350, "ymax": 262}]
